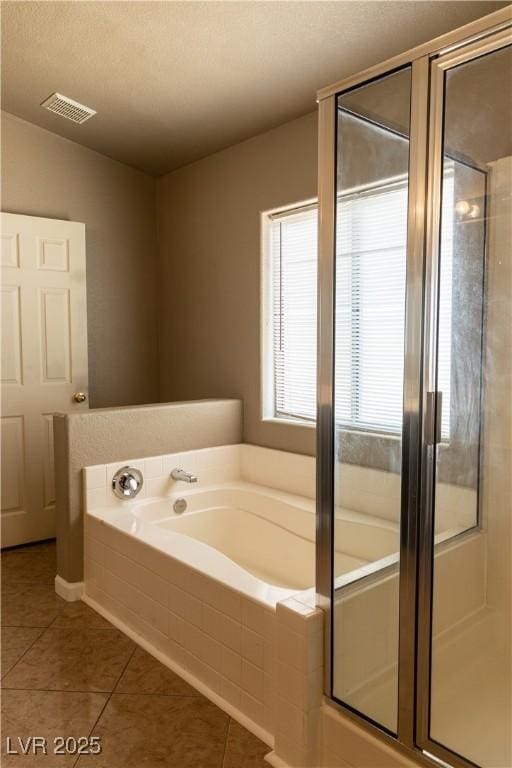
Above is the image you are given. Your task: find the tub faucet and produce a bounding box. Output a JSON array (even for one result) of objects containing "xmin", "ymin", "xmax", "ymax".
[{"xmin": 170, "ymin": 468, "xmax": 198, "ymax": 483}]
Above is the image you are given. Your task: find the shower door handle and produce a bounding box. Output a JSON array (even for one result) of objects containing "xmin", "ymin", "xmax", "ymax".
[{"xmin": 425, "ymin": 391, "xmax": 442, "ymax": 446}]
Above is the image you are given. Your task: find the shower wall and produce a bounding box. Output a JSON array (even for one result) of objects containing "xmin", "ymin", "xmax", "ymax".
[
  {"xmin": 478, "ymin": 152, "xmax": 512, "ymax": 741},
  {"xmin": 482, "ymin": 155, "xmax": 511, "ymax": 622},
  {"xmin": 427, "ymin": 44, "xmax": 512, "ymax": 766}
]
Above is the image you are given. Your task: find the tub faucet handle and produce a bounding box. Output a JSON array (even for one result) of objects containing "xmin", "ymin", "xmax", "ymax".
[
  {"xmin": 170, "ymin": 468, "xmax": 198, "ymax": 483},
  {"xmin": 112, "ymin": 466, "xmax": 143, "ymax": 499}
]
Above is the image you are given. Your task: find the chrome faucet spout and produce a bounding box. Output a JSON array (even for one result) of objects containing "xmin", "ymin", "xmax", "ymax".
[{"xmin": 170, "ymin": 468, "xmax": 198, "ymax": 483}]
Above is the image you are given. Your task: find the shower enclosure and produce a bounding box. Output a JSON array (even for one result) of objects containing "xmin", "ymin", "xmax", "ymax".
[{"xmin": 316, "ymin": 8, "xmax": 511, "ymax": 768}]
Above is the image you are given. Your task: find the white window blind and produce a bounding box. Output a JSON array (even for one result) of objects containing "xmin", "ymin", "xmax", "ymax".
[
  {"xmin": 269, "ymin": 175, "xmax": 453, "ymax": 437},
  {"xmin": 272, "ymin": 206, "xmax": 318, "ymax": 421},
  {"xmin": 335, "ymin": 181, "xmax": 408, "ymax": 432}
]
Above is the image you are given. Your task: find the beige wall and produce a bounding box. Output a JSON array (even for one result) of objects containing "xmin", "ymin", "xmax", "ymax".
[
  {"xmin": 2, "ymin": 108, "xmax": 318, "ymax": 456},
  {"xmin": 1, "ymin": 111, "xmax": 159, "ymax": 408},
  {"xmin": 54, "ymin": 399, "xmax": 242, "ymax": 582},
  {"xmin": 157, "ymin": 111, "xmax": 317, "ymax": 456}
]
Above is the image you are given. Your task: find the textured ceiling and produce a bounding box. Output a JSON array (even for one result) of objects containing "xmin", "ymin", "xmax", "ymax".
[{"xmin": 1, "ymin": 1, "xmax": 508, "ymax": 176}]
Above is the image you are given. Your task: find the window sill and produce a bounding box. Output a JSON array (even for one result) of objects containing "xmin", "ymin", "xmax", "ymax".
[
  {"xmin": 261, "ymin": 416, "xmax": 316, "ymax": 429},
  {"xmin": 337, "ymin": 426, "xmax": 401, "ymax": 441},
  {"xmin": 262, "ymin": 417, "xmax": 404, "ymax": 438},
  {"xmin": 261, "ymin": 416, "xmax": 449, "ymax": 447}
]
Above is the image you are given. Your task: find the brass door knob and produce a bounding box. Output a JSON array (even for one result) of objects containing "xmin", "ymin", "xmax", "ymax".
[{"xmin": 73, "ymin": 392, "xmax": 87, "ymax": 403}]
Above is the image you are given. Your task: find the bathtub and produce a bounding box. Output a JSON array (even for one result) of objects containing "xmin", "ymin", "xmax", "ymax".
[
  {"xmin": 86, "ymin": 479, "xmax": 400, "ymax": 604},
  {"xmin": 82, "ymin": 444, "xmax": 399, "ymax": 741}
]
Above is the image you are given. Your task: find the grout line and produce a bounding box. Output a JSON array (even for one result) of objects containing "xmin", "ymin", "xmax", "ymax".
[
  {"xmin": 1, "ymin": 622, "xmax": 126, "ymax": 632},
  {"xmin": 110, "ymin": 650, "xmax": 137, "ymax": 696},
  {"xmin": 0, "ymin": 626, "xmax": 45, "ymax": 680},
  {"xmin": 98, "ymin": 691, "xmax": 205, "ymax": 698},
  {"xmin": 220, "ymin": 717, "xmax": 232, "ymax": 767},
  {"xmin": 72, "ymin": 692, "xmax": 111, "ymax": 768},
  {"xmin": 1, "ymin": 623, "xmax": 54, "ymax": 629},
  {"xmin": 0, "ymin": 686, "xmax": 208, "ymax": 697},
  {"xmin": 72, "ymin": 644, "xmax": 138, "ymax": 768},
  {"xmin": 48, "ymin": 626, "xmax": 131, "ymax": 632},
  {"xmin": 111, "ymin": 643, "xmax": 138, "ymax": 696},
  {"xmin": 1, "ymin": 686, "xmax": 117, "ymax": 697}
]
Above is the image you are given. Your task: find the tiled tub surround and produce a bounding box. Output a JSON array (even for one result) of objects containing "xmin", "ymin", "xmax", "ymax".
[
  {"xmin": 83, "ymin": 445, "xmax": 323, "ymax": 748},
  {"xmin": 85, "ymin": 512, "xmax": 279, "ymax": 744}
]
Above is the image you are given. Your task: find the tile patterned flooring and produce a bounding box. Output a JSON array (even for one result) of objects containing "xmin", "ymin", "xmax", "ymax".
[{"xmin": 1, "ymin": 541, "xmax": 270, "ymax": 767}]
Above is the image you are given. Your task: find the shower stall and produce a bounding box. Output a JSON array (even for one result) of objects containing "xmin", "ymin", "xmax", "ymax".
[{"xmin": 316, "ymin": 8, "xmax": 511, "ymax": 768}]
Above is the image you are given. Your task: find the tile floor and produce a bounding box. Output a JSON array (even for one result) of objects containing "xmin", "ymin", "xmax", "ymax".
[{"xmin": 1, "ymin": 541, "xmax": 270, "ymax": 767}]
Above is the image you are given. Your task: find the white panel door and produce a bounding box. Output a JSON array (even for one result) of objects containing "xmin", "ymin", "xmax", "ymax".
[{"xmin": 1, "ymin": 212, "xmax": 88, "ymax": 547}]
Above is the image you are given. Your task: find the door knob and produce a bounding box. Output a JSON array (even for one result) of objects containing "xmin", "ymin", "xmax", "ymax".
[{"xmin": 72, "ymin": 391, "xmax": 87, "ymax": 403}]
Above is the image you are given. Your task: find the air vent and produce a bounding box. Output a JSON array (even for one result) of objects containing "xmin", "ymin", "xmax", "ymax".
[{"xmin": 41, "ymin": 93, "xmax": 96, "ymax": 124}]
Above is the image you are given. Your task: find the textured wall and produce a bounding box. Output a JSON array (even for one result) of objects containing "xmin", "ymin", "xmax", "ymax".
[
  {"xmin": 157, "ymin": 111, "xmax": 318, "ymax": 456},
  {"xmin": 1, "ymin": 111, "xmax": 159, "ymax": 408},
  {"xmin": 54, "ymin": 399, "xmax": 243, "ymax": 582}
]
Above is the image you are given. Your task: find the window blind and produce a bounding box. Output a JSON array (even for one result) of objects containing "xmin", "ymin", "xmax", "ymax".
[
  {"xmin": 270, "ymin": 175, "xmax": 453, "ymax": 437},
  {"xmin": 335, "ymin": 181, "xmax": 408, "ymax": 432},
  {"xmin": 272, "ymin": 207, "xmax": 318, "ymax": 421}
]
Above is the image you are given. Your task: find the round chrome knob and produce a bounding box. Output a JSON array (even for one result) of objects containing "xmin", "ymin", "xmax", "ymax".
[
  {"xmin": 112, "ymin": 466, "xmax": 143, "ymax": 500},
  {"xmin": 73, "ymin": 391, "xmax": 87, "ymax": 403}
]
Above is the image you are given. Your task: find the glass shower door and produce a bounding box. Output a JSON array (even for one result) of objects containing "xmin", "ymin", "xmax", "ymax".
[
  {"xmin": 420, "ymin": 36, "xmax": 512, "ymax": 768},
  {"xmin": 317, "ymin": 14, "xmax": 512, "ymax": 768},
  {"xmin": 331, "ymin": 67, "xmax": 412, "ymax": 733}
]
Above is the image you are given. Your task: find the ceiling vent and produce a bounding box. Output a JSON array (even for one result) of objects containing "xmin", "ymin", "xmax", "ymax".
[{"xmin": 41, "ymin": 93, "xmax": 96, "ymax": 124}]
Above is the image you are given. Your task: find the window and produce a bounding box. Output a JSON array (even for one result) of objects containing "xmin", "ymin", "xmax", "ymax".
[
  {"xmin": 268, "ymin": 204, "xmax": 318, "ymax": 422},
  {"xmin": 264, "ymin": 175, "xmax": 453, "ymax": 436}
]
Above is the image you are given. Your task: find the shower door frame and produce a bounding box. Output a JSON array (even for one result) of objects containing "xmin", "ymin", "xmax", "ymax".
[
  {"xmin": 416, "ymin": 26, "xmax": 512, "ymax": 768},
  {"xmin": 315, "ymin": 7, "xmax": 512, "ymax": 768}
]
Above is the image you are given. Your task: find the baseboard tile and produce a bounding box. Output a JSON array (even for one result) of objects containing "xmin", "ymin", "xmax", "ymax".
[{"xmin": 55, "ymin": 575, "xmax": 84, "ymax": 602}]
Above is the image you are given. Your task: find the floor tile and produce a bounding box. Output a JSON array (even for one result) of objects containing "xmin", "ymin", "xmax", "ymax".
[
  {"xmin": 223, "ymin": 720, "xmax": 270, "ymax": 767},
  {"xmin": 1, "ymin": 582, "xmax": 65, "ymax": 628},
  {"xmin": 52, "ymin": 601, "xmax": 113, "ymax": 631},
  {"xmin": 115, "ymin": 646, "xmax": 201, "ymax": 696},
  {"xmin": 1, "ymin": 542, "xmax": 269, "ymax": 768},
  {"xmin": 76, "ymin": 693, "xmax": 229, "ymax": 767},
  {"xmin": 1, "ymin": 541, "xmax": 56, "ymax": 585},
  {"xmin": 1, "ymin": 688, "xmax": 108, "ymax": 767},
  {"xmin": 2, "ymin": 627, "xmax": 135, "ymax": 693},
  {"xmin": 1, "ymin": 626, "xmax": 44, "ymax": 678}
]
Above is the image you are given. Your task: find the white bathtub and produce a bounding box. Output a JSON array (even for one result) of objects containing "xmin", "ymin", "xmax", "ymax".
[{"xmin": 87, "ymin": 479, "xmax": 399, "ymax": 603}]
